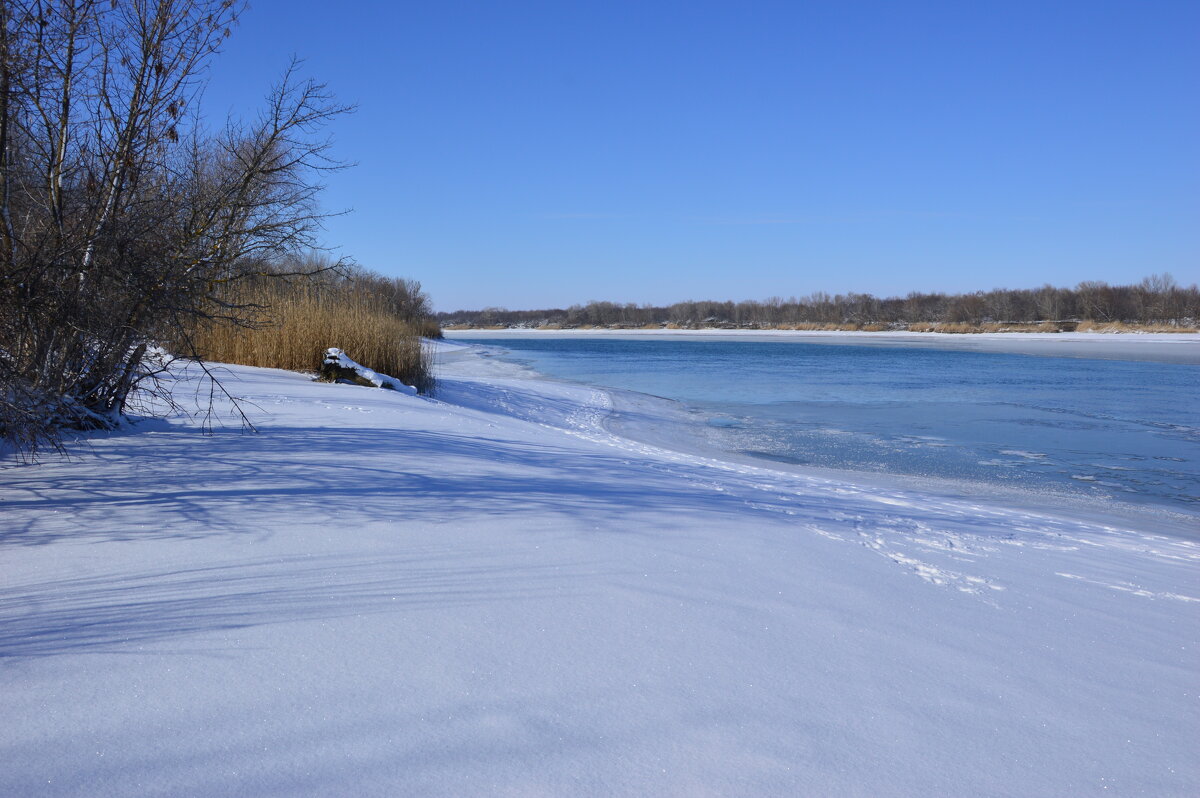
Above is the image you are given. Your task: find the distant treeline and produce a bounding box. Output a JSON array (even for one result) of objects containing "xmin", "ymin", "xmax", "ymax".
[{"xmin": 438, "ymin": 275, "xmax": 1199, "ymax": 330}]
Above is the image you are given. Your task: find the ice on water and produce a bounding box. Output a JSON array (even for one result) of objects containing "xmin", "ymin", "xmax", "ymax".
[{"xmin": 459, "ymin": 335, "xmax": 1200, "ymax": 520}]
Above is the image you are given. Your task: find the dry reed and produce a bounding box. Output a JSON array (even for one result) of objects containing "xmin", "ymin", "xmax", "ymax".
[
  {"xmin": 187, "ymin": 277, "xmax": 435, "ymax": 392},
  {"xmin": 1075, "ymin": 320, "xmax": 1198, "ymax": 334}
]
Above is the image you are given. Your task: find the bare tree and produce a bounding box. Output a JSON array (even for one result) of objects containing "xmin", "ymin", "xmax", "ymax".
[{"xmin": 1, "ymin": 0, "xmax": 350, "ymax": 451}]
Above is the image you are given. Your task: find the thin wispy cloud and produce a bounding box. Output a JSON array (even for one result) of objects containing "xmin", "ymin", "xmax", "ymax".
[
  {"xmin": 536, "ymin": 212, "xmax": 630, "ymax": 220},
  {"xmin": 693, "ymin": 209, "xmax": 1042, "ymax": 225}
]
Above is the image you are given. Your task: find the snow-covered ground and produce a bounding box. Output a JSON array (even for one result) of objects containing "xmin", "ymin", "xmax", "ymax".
[{"xmin": 2, "ymin": 342, "xmax": 1197, "ymax": 796}]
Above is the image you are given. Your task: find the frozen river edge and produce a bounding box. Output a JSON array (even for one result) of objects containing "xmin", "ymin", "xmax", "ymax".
[
  {"xmin": 2, "ymin": 343, "xmax": 1198, "ymax": 796},
  {"xmin": 446, "ymin": 327, "xmax": 1200, "ymax": 364}
]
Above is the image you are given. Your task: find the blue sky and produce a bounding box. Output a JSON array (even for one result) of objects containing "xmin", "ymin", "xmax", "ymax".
[{"xmin": 204, "ymin": 1, "xmax": 1199, "ymax": 311}]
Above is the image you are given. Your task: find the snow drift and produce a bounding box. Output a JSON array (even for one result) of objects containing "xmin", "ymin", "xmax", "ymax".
[{"xmin": 1, "ymin": 343, "xmax": 1196, "ymax": 797}]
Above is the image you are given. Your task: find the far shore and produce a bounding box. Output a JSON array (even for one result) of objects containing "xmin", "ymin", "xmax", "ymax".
[{"xmin": 443, "ymin": 326, "xmax": 1200, "ymax": 365}]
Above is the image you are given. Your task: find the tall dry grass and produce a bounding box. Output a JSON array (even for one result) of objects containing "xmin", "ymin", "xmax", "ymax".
[
  {"xmin": 186, "ymin": 274, "xmax": 435, "ymax": 392},
  {"xmin": 1075, "ymin": 320, "xmax": 1198, "ymax": 334}
]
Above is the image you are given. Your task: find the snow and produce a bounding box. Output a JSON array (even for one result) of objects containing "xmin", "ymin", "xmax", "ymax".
[
  {"xmin": 323, "ymin": 347, "xmax": 417, "ymax": 395},
  {"xmin": 2, "ymin": 341, "xmax": 1197, "ymax": 796},
  {"xmin": 447, "ymin": 327, "xmax": 1200, "ymax": 364}
]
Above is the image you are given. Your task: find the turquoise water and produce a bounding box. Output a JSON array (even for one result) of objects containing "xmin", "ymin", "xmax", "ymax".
[{"xmin": 458, "ymin": 336, "xmax": 1200, "ymax": 517}]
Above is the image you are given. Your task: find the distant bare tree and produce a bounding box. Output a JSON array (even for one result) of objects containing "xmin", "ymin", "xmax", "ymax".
[{"xmin": 436, "ymin": 276, "xmax": 1200, "ymax": 330}]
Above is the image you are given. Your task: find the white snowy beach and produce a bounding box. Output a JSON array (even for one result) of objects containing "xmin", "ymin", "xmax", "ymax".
[{"xmin": 3, "ymin": 339, "xmax": 1198, "ymax": 797}]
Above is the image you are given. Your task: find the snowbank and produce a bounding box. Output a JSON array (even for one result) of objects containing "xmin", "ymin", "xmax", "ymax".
[{"xmin": 2, "ymin": 346, "xmax": 1196, "ymax": 796}]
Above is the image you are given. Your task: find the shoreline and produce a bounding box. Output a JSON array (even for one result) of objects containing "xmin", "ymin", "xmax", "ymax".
[
  {"xmin": 440, "ymin": 340, "xmax": 1200, "ymax": 537},
  {"xmin": 445, "ymin": 327, "xmax": 1200, "ymax": 364},
  {"xmin": 444, "ymin": 324, "xmax": 1199, "ymax": 335}
]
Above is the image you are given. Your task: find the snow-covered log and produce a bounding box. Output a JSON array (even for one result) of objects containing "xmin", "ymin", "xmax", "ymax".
[{"xmin": 318, "ymin": 348, "xmax": 418, "ymax": 395}]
